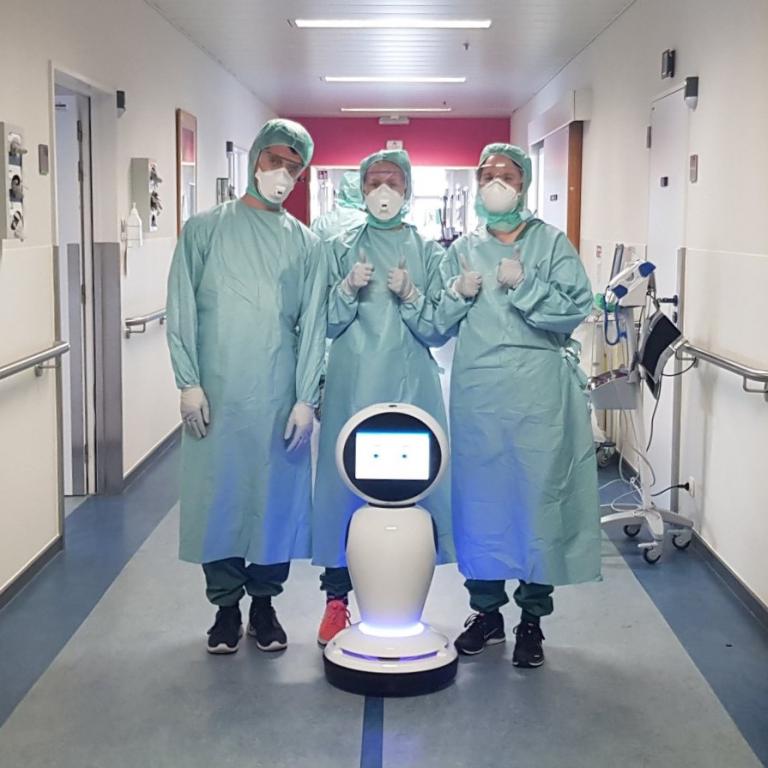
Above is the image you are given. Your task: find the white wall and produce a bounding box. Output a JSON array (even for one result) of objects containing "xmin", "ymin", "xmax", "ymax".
[
  {"xmin": 540, "ymin": 125, "xmax": 569, "ymax": 232},
  {"xmin": 511, "ymin": 0, "xmax": 768, "ymax": 604},
  {"xmin": 0, "ymin": 0, "xmax": 273, "ymax": 594},
  {"xmin": 121, "ymin": 237, "xmax": 179, "ymax": 475}
]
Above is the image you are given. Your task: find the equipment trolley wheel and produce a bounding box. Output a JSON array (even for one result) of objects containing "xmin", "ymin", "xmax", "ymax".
[{"xmin": 623, "ymin": 524, "xmax": 642, "ymax": 538}]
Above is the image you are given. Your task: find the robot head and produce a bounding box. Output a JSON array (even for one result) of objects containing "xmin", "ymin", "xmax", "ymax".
[{"xmin": 335, "ymin": 403, "xmax": 448, "ymax": 507}]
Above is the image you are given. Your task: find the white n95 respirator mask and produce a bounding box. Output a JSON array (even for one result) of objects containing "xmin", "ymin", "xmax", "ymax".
[
  {"xmin": 365, "ymin": 184, "xmax": 405, "ymax": 221},
  {"xmin": 479, "ymin": 178, "xmax": 520, "ymax": 214},
  {"xmin": 255, "ymin": 167, "xmax": 296, "ymax": 204}
]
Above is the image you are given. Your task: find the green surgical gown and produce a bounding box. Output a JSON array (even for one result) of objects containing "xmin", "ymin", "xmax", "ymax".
[
  {"xmin": 436, "ymin": 220, "xmax": 600, "ymax": 585},
  {"xmin": 313, "ymin": 223, "xmax": 455, "ymax": 567},
  {"xmin": 166, "ymin": 200, "xmax": 327, "ymax": 564}
]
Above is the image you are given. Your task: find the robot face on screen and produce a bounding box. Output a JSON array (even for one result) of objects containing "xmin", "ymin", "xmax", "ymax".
[
  {"xmin": 355, "ymin": 431, "xmax": 431, "ymax": 482},
  {"xmin": 336, "ymin": 404, "xmax": 448, "ymax": 507}
]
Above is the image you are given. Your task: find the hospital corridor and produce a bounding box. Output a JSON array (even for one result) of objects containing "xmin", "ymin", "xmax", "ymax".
[{"xmin": 1, "ymin": 2, "xmax": 767, "ymax": 767}]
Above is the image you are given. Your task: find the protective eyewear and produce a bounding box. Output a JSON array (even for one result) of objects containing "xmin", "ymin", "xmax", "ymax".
[
  {"xmin": 477, "ymin": 160, "xmax": 523, "ymax": 186},
  {"xmin": 260, "ymin": 149, "xmax": 303, "ymax": 178}
]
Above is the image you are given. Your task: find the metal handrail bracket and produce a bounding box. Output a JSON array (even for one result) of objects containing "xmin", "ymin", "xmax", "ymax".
[
  {"xmin": 677, "ymin": 342, "xmax": 768, "ymax": 402},
  {"xmin": 124, "ymin": 308, "xmax": 166, "ymax": 338},
  {"xmin": 0, "ymin": 341, "xmax": 71, "ymax": 382}
]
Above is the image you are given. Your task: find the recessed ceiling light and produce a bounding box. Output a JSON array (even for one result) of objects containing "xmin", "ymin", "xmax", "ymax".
[
  {"xmin": 340, "ymin": 107, "xmax": 453, "ymax": 113},
  {"xmin": 294, "ymin": 19, "xmax": 492, "ymax": 30},
  {"xmin": 324, "ymin": 76, "xmax": 466, "ymax": 84}
]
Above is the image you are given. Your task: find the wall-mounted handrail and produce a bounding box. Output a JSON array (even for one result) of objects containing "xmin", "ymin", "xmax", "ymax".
[
  {"xmin": 677, "ymin": 342, "xmax": 768, "ymax": 401},
  {"xmin": 124, "ymin": 308, "xmax": 166, "ymax": 338},
  {"xmin": 0, "ymin": 341, "xmax": 70, "ymax": 382}
]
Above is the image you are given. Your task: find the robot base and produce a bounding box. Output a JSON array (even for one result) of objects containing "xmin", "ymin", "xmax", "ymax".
[{"xmin": 324, "ymin": 624, "xmax": 458, "ymax": 697}]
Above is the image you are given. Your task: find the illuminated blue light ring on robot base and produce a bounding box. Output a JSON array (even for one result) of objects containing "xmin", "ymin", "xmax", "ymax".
[{"xmin": 324, "ymin": 402, "xmax": 458, "ymax": 697}]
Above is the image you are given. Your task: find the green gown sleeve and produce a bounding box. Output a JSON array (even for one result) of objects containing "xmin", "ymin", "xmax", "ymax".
[
  {"xmin": 166, "ymin": 216, "xmax": 210, "ymax": 389},
  {"xmin": 398, "ymin": 240, "xmax": 455, "ymax": 347},
  {"xmin": 506, "ymin": 232, "xmax": 593, "ymax": 335},
  {"xmin": 327, "ymin": 238, "xmax": 360, "ymax": 340},
  {"xmin": 295, "ymin": 236, "xmax": 329, "ymax": 407},
  {"xmin": 433, "ymin": 239, "xmax": 474, "ymax": 337}
]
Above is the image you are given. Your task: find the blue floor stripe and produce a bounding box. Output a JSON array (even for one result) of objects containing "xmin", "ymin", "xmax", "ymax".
[
  {"xmin": 360, "ymin": 696, "xmax": 384, "ymax": 768},
  {"xmin": 600, "ymin": 464, "xmax": 768, "ymax": 765},
  {"xmin": 0, "ymin": 436, "xmax": 180, "ymax": 727}
]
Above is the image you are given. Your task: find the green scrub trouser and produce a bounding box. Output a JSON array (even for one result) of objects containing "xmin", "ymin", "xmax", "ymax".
[
  {"xmin": 465, "ymin": 579, "xmax": 554, "ymax": 622},
  {"xmin": 320, "ymin": 567, "xmax": 353, "ymax": 598},
  {"xmin": 203, "ymin": 558, "xmax": 290, "ymax": 607}
]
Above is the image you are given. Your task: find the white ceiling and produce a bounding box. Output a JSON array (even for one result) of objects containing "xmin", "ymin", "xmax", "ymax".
[{"xmin": 145, "ymin": 0, "xmax": 635, "ymax": 117}]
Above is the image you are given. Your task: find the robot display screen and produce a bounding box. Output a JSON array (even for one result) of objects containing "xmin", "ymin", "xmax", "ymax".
[{"xmin": 355, "ymin": 431, "xmax": 431, "ymax": 481}]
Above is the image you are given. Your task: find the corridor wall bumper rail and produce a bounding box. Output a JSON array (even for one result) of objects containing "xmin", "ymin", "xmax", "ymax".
[
  {"xmin": 124, "ymin": 308, "xmax": 166, "ymax": 338},
  {"xmin": 0, "ymin": 341, "xmax": 70, "ymax": 381},
  {"xmin": 676, "ymin": 343, "xmax": 768, "ymax": 402}
]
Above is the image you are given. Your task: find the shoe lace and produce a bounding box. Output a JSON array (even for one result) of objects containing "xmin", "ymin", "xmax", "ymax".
[
  {"xmin": 463, "ymin": 612, "xmax": 484, "ymax": 630},
  {"xmin": 326, "ymin": 599, "xmax": 351, "ymax": 623},
  {"xmin": 514, "ymin": 622, "xmax": 544, "ymax": 642},
  {"xmin": 213, "ymin": 607, "xmax": 240, "ymax": 634},
  {"xmin": 252, "ymin": 605, "xmax": 278, "ymax": 631}
]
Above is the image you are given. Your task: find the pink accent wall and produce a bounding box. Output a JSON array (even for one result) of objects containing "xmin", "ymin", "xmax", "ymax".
[
  {"xmin": 289, "ymin": 116, "xmax": 511, "ymax": 167},
  {"xmin": 283, "ymin": 116, "xmax": 511, "ymax": 223}
]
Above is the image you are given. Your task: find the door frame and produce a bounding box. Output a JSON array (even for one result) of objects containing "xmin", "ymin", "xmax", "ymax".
[{"xmin": 49, "ymin": 63, "xmax": 123, "ymax": 495}]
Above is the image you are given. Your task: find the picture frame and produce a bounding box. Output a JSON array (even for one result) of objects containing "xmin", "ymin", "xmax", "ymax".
[{"xmin": 175, "ymin": 109, "xmax": 197, "ymax": 233}]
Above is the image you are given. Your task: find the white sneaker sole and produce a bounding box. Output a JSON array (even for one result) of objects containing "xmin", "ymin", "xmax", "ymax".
[
  {"xmin": 512, "ymin": 656, "xmax": 545, "ymax": 668},
  {"xmin": 207, "ymin": 625, "xmax": 243, "ymax": 654},
  {"xmin": 456, "ymin": 635, "xmax": 506, "ymax": 656},
  {"xmin": 247, "ymin": 624, "xmax": 287, "ymax": 652}
]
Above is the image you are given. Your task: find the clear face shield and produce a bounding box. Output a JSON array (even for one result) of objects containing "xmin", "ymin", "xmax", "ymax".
[
  {"xmin": 363, "ymin": 167, "xmax": 407, "ymax": 196},
  {"xmin": 477, "ymin": 158, "xmax": 523, "ymax": 189}
]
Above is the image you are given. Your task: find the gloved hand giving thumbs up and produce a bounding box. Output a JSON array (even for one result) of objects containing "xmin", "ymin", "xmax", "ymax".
[
  {"xmin": 387, "ymin": 254, "xmax": 419, "ymax": 303},
  {"xmin": 341, "ymin": 249, "xmax": 375, "ymax": 297},
  {"xmin": 454, "ymin": 254, "xmax": 483, "ymax": 299},
  {"xmin": 497, "ymin": 243, "xmax": 525, "ymax": 290}
]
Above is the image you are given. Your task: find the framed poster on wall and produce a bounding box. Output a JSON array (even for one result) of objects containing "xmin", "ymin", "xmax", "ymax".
[{"xmin": 175, "ymin": 109, "xmax": 197, "ymax": 233}]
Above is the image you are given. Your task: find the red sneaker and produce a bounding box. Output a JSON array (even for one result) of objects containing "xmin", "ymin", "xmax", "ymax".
[{"xmin": 317, "ymin": 598, "xmax": 351, "ymax": 646}]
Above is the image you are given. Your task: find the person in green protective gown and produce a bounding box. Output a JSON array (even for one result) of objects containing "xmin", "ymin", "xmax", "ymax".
[
  {"xmin": 437, "ymin": 143, "xmax": 600, "ymax": 668},
  {"xmin": 313, "ymin": 149, "xmax": 455, "ymax": 647},
  {"xmin": 166, "ymin": 119, "xmax": 327, "ymax": 655},
  {"xmin": 311, "ymin": 170, "xmax": 368, "ymax": 241}
]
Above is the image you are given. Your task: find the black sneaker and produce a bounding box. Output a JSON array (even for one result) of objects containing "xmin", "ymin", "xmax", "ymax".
[
  {"xmin": 512, "ymin": 621, "xmax": 545, "ymax": 668},
  {"xmin": 206, "ymin": 605, "xmax": 243, "ymax": 654},
  {"xmin": 454, "ymin": 611, "xmax": 506, "ymax": 655},
  {"xmin": 247, "ymin": 598, "xmax": 288, "ymax": 652}
]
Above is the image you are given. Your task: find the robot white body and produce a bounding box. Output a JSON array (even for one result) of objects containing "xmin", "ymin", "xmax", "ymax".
[{"xmin": 323, "ymin": 404, "xmax": 458, "ymax": 696}]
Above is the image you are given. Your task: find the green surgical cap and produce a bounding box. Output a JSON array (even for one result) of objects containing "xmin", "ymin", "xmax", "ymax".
[
  {"xmin": 337, "ymin": 170, "xmax": 363, "ymax": 209},
  {"xmin": 359, "ymin": 149, "xmax": 412, "ymax": 229},
  {"xmin": 478, "ymin": 143, "xmax": 532, "ymax": 196},
  {"xmin": 359, "ymin": 149, "xmax": 412, "ymax": 199},
  {"xmin": 247, "ymin": 118, "xmax": 314, "ymax": 201},
  {"xmin": 475, "ymin": 143, "xmax": 534, "ymax": 231}
]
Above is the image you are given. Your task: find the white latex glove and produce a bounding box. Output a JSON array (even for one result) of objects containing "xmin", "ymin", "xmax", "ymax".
[
  {"xmin": 341, "ymin": 250, "xmax": 374, "ymax": 296},
  {"xmin": 497, "ymin": 256, "xmax": 525, "ymax": 290},
  {"xmin": 284, "ymin": 402, "xmax": 314, "ymax": 452},
  {"xmin": 387, "ymin": 257, "xmax": 419, "ymax": 303},
  {"xmin": 180, "ymin": 386, "xmax": 210, "ymax": 439},
  {"xmin": 453, "ymin": 255, "xmax": 483, "ymax": 299}
]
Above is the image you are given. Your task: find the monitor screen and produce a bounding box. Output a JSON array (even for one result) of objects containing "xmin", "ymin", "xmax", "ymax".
[{"xmin": 355, "ymin": 431, "xmax": 431, "ymax": 481}]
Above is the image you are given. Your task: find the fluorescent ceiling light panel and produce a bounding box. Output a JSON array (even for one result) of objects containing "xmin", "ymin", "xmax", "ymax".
[
  {"xmin": 324, "ymin": 76, "xmax": 466, "ymax": 84},
  {"xmin": 295, "ymin": 19, "xmax": 492, "ymax": 29},
  {"xmin": 340, "ymin": 107, "xmax": 453, "ymax": 113}
]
